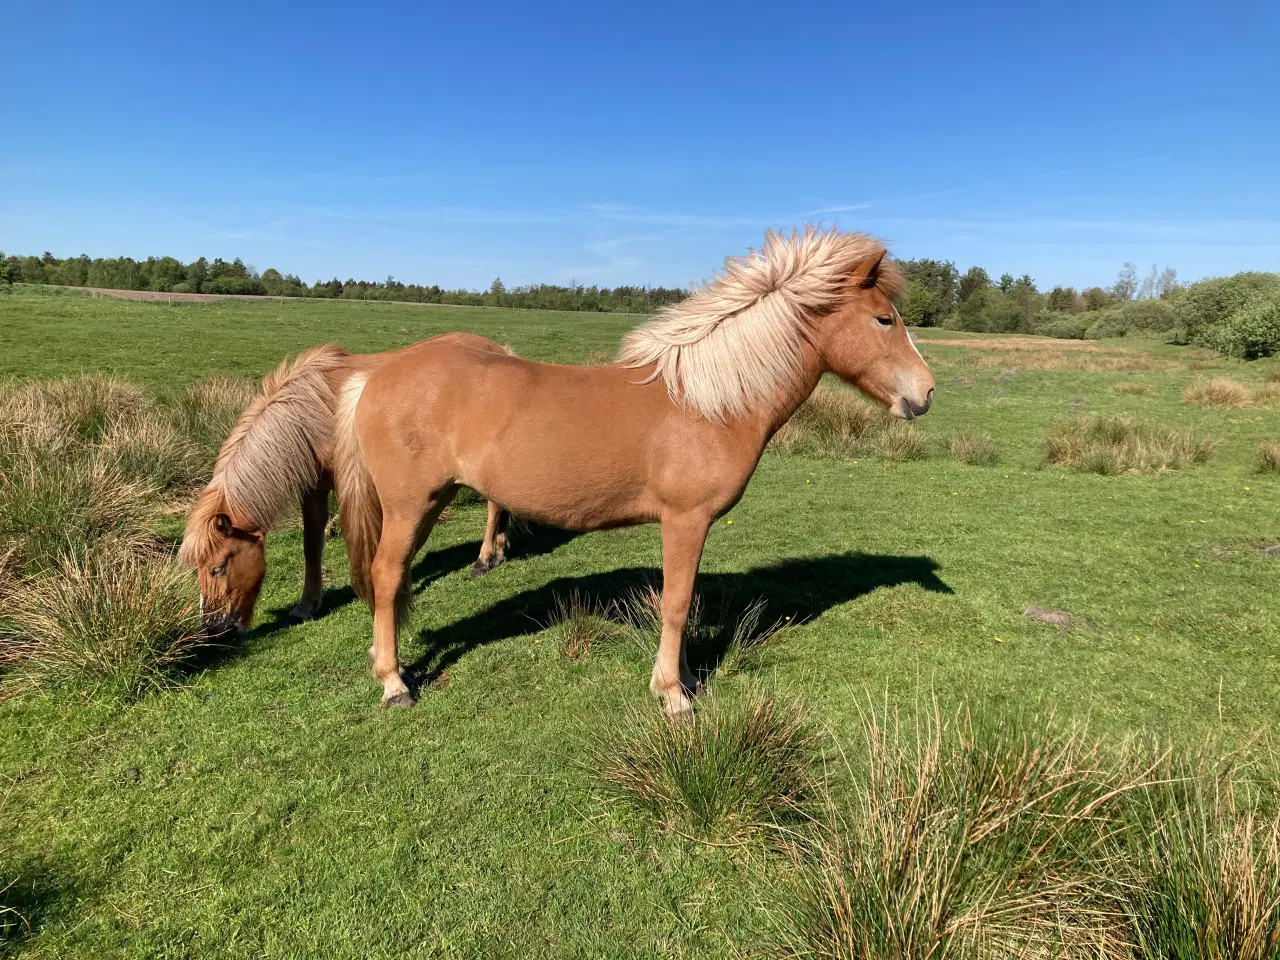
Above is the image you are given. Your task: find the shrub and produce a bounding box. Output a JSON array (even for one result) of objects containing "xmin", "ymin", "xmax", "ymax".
[
  {"xmin": 1183, "ymin": 377, "xmax": 1254, "ymax": 409},
  {"xmin": 1118, "ymin": 298, "xmax": 1178, "ymax": 334},
  {"xmin": 589, "ymin": 689, "xmax": 817, "ymax": 842},
  {"xmin": 1203, "ymin": 293, "xmax": 1280, "ymax": 360},
  {"xmin": 0, "ymin": 548, "xmax": 204, "ymax": 699},
  {"xmin": 1085, "ymin": 310, "xmax": 1132, "ymax": 340},
  {"xmin": 1260, "ymin": 441, "xmax": 1280, "ymax": 474},
  {"xmin": 1178, "ymin": 272, "xmax": 1280, "ymax": 344},
  {"xmin": 1045, "ymin": 415, "xmax": 1213, "ymax": 474},
  {"xmin": 761, "ymin": 704, "xmax": 1151, "ymax": 959},
  {"xmin": 942, "ymin": 427, "xmax": 999, "ymax": 465},
  {"xmin": 1031, "ymin": 312, "xmax": 1089, "ymax": 340}
]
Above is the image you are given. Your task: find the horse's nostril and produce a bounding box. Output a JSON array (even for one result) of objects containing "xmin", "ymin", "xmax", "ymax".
[{"xmin": 925, "ymin": 387, "xmax": 935, "ymax": 407}]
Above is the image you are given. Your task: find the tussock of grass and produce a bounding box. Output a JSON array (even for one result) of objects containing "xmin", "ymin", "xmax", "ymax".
[
  {"xmin": 761, "ymin": 703, "xmax": 1154, "ymax": 960},
  {"xmin": 1045, "ymin": 415, "xmax": 1213, "ymax": 475},
  {"xmin": 1259, "ymin": 441, "xmax": 1280, "ymax": 474},
  {"xmin": 941, "ymin": 427, "xmax": 1000, "ymax": 466},
  {"xmin": 99, "ymin": 409, "xmax": 202, "ymax": 494},
  {"xmin": 0, "ymin": 451, "xmax": 155, "ymax": 576},
  {"xmin": 0, "ymin": 376, "xmax": 149, "ymax": 447},
  {"xmin": 546, "ymin": 591, "xmax": 617, "ymax": 661},
  {"xmin": 167, "ymin": 375, "xmax": 256, "ymax": 468},
  {"xmin": 590, "ymin": 689, "xmax": 817, "ymax": 842},
  {"xmin": 1184, "ymin": 377, "xmax": 1255, "ymax": 409},
  {"xmin": 1114, "ymin": 381, "xmax": 1151, "ymax": 395},
  {"xmin": 772, "ymin": 385, "xmax": 925, "ymax": 462},
  {"xmin": 1124, "ymin": 763, "xmax": 1280, "ymax": 960},
  {"xmin": 0, "ymin": 548, "xmax": 204, "ymax": 699}
]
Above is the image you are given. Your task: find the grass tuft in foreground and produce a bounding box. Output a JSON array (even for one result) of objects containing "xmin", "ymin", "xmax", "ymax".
[
  {"xmin": 1045, "ymin": 414, "xmax": 1213, "ymax": 475},
  {"xmin": 0, "ymin": 547, "xmax": 205, "ymax": 700},
  {"xmin": 590, "ymin": 689, "xmax": 817, "ymax": 843},
  {"xmin": 546, "ymin": 591, "xmax": 618, "ymax": 661},
  {"xmin": 1124, "ymin": 761, "xmax": 1280, "ymax": 960},
  {"xmin": 760, "ymin": 703, "xmax": 1153, "ymax": 960}
]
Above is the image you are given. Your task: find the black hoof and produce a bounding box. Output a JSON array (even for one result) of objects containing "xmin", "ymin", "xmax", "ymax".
[
  {"xmin": 381, "ymin": 692, "xmax": 416, "ymax": 709},
  {"xmin": 468, "ymin": 561, "xmax": 490, "ymax": 579}
]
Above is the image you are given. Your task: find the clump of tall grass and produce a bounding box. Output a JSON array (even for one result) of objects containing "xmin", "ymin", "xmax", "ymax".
[
  {"xmin": 0, "ymin": 547, "xmax": 204, "ymax": 699},
  {"xmin": 761, "ymin": 703, "xmax": 1155, "ymax": 959},
  {"xmin": 545, "ymin": 591, "xmax": 618, "ymax": 661},
  {"xmin": 0, "ymin": 451, "xmax": 155, "ymax": 576},
  {"xmin": 0, "ymin": 376, "xmax": 149, "ymax": 446},
  {"xmin": 1183, "ymin": 377, "xmax": 1270, "ymax": 409},
  {"xmin": 99, "ymin": 409, "xmax": 203, "ymax": 494},
  {"xmin": 1257, "ymin": 440, "xmax": 1280, "ymax": 474},
  {"xmin": 941, "ymin": 427, "xmax": 1000, "ymax": 466},
  {"xmin": 1123, "ymin": 761, "xmax": 1280, "ymax": 960},
  {"xmin": 772, "ymin": 384, "xmax": 927, "ymax": 462},
  {"xmin": 590, "ymin": 689, "xmax": 818, "ymax": 842},
  {"xmin": 1045, "ymin": 414, "xmax": 1213, "ymax": 475},
  {"xmin": 1114, "ymin": 381, "xmax": 1151, "ymax": 395},
  {"xmin": 166, "ymin": 375, "xmax": 256, "ymax": 467}
]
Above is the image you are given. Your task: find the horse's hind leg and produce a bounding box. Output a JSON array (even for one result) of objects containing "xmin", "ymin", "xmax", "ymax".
[
  {"xmin": 651, "ymin": 512, "xmax": 711, "ymax": 721},
  {"xmin": 290, "ymin": 488, "xmax": 330, "ymax": 622},
  {"xmin": 470, "ymin": 503, "xmax": 511, "ymax": 578},
  {"xmin": 369, "ymin": 491, "xmax": 454, "ymax": 707}
]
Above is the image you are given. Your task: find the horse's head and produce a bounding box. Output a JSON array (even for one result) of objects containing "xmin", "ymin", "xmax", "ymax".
[
  {"xmin": 816, "ymin": 251, "xmax": 935, "ymax": 419},
  {"xmin": 179, "ymin": 490, "xmax": 266, "ymax": 637}
]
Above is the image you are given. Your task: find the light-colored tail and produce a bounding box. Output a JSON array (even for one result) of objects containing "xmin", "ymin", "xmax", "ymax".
[{"xmin": 333, "ymin": 372, "xmax": 381, "ymax": 606}]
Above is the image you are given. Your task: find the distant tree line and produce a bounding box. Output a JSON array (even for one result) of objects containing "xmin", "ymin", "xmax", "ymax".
[
  {"xmin": 894, "ymin": 257, "xmax": 1280, "ymax": 358},
  {"xmin": 0, "ymin": 251, "xmax": 689, "ymax": 314}
]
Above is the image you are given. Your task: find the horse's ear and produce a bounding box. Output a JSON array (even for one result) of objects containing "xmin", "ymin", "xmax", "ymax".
[
  {"xmin": 859, "ymin": 251, "xmax": 887, "ymax": 289},
  {"xmin": 213, "ymin": 513, "xmax": 233, "ymax": 536}
]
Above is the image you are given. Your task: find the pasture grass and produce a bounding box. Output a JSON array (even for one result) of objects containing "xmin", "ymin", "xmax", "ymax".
[
  {"xmin": 0, "ymin": 290, "xmax": 1278, "ymax": 957},
  {"xmin": 1045, "ymin": 414, "xmax": 1214, "ymax": 475}
]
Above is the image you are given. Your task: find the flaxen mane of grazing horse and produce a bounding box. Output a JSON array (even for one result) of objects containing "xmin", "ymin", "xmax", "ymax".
[
  {"xmin": 330, "ymin": 226, "xmax": 934, "ymax": 717},
  {"xmin": 178, "ymin": 341, "xmax": 515, "ymax": 636}
]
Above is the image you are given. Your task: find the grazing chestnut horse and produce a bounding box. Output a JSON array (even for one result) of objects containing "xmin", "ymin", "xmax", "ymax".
[
  {"xmin": 179, "ymin": 342, "xmax": 514, "ymax": 636},
  {"xmin": 332, "ymin": 227, "xmax": 933, "ymax": 717}
]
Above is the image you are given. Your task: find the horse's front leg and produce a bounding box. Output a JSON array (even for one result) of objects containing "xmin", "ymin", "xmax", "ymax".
[
  {"xmin": 290, "ymin": 487, "xmax": 330, "ymax": 622},
  {"xmin": 469, "ymin": 502, "xmax": 511, "ymax": 578},
  {"xmin": 651, "ymin": 512, "xmax": 711, "ymax": 721}
]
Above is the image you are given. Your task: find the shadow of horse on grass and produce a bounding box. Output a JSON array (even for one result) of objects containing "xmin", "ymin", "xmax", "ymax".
[{"xmin": 404, "ymin": 551, "xmax": 951, "ymax": 690}]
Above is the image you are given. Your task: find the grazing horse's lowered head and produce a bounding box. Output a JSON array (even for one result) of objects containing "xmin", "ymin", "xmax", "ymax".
[{"xmin": 179, "ymin": 489, "xmax": 267, "ymax": 637}]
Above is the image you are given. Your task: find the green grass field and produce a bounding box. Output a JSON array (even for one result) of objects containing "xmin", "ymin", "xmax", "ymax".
[{"xmin": 2, "ymin": 287, "xmax": 1278, "ymax": 957}]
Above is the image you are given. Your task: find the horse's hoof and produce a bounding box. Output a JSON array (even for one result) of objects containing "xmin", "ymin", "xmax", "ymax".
[
  {"xmin": 665, "ymin": 705, "xmax": 695, "ymax": 725},
  {"xmin": 288, "ymin": 604, "xmax": 316, "ymax": 623},
  {"xmin": 468, "ymin": 561, "xmax": 490, "ymax": 579},
  {"xmin": 381, "ymin": 692, "xmax": 416, "ymax": 709}
]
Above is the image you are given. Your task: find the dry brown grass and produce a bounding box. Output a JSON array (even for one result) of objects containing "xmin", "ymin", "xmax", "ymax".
[
  {"xmin": 1045, "ymin": 415, "xmax": 1213, "ymax": 475},
  {"xmin": 1259, "ymin": 441, "xmax": 1280, "ymax": 474},
  {"xmin": 961, "ymin": 348, "xmax": 1166, "ymax": 373},
  {"xmin": 1114, "ymin": 382, "xmax": 1151, "ymax": 395},
  {"xmin": 1183, "ymin": 378, "xmax": 1255, "ymax": 409},
  {"xmin": 99, "ymin": 409, "xmax": 203, "ymax": 494}
]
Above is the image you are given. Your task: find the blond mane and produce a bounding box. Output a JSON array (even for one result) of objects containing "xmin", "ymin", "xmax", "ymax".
[
  {"xmin": 179, "ymin": 344, "xmax": 348, "ymax": 566},
  {"xmin": 617, "ymin": 226, "xmax": 899, "ymax": 423}
]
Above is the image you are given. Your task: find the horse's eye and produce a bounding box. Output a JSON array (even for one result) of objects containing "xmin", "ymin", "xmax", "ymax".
[
  {"xmin": 876, "ymin": 315, "xmax": 894, "ymax": 326},
  {"xmin": 211, "ymin": 563, "xmax": 227, "ymax": 577}
]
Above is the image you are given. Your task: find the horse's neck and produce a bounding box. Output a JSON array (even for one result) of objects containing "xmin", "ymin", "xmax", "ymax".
[{"xmin": 746, "ymin": 340, "xmax": 826, "ymax": 444}]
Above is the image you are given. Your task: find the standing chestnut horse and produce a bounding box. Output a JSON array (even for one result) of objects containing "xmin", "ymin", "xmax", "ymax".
[{"xmin": 331, "ymin": 227, "xmax": 933, "ymax": 717}]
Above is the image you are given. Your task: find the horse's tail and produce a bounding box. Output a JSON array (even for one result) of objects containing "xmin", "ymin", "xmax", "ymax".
[{"xmin": 333, "ymin": 371, "xmax": 380, "ymax": 606}]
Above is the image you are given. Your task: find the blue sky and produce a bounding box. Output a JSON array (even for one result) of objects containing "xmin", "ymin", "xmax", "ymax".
[{"xmin": 3, "ymin": 1, "xmax": 1277, "ymax": 291}]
